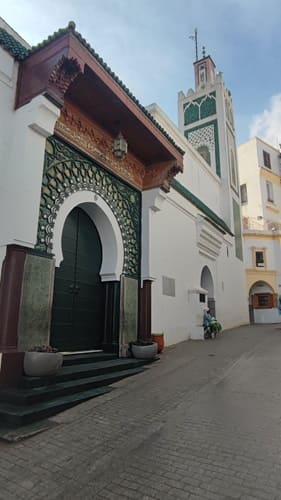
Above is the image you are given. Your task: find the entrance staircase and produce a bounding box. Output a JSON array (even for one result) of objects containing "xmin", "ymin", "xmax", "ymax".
[{"xmin": 0, "ymin": 352, "xmax": 154, "ymax": 427}]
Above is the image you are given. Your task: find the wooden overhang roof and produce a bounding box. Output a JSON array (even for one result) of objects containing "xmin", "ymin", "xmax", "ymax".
[{"xmin": 15, "ymin": 22, "xmax": 184, "ymax": 180}]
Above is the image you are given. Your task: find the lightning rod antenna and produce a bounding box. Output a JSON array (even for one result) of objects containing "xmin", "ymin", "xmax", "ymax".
[{"xmin": 189, "ymin": 28, "xmax": 198, "ymax": 61}]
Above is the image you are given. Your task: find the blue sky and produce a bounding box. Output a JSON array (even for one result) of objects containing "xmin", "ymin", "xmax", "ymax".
[{"xmin": 1, "ymin": 0, "xmax": 281, "ymax": 146}]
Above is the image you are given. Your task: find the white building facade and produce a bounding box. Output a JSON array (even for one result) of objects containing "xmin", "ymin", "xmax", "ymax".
[
  {"xmin": 146, "ymin": 53, "xmax": 248, "ymax": 344},
  {"xmin": 0, "ymin": 19, "xmax": 185, "ymax": 384},
  {"xmin": 238, "ymin": 137, "xmax": 281, "ymax": 323},
  {"xmin": 0, "ymin": 20, "xmax": 248, "ymax": 386}
]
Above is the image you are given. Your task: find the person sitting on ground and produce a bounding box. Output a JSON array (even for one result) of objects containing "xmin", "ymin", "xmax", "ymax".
[
  {"xmin": 203, "ymin": 309, "xmax": 222, "ymax": 338},
  {"xmin": 209, "ymin": 315, "xmax": 222, "ymax": 338},
  {"xmin": 203, "ymin": 309, "xmax": 212, "ymax": 338},
  {"xmin": 203, "ymin": 309, "xmax": 212, "ymax": 328}
]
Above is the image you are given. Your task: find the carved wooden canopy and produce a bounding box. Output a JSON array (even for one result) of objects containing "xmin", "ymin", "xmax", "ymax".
[{"xmin": 16, "ymin": 23, "xmax": 183, "ymax": 191}]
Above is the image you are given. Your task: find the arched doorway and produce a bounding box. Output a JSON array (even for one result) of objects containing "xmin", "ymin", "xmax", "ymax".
[
  {"xmin": 249, "ymin": 281, "xmax": 278, "ymax": 324},
  {"xmin": 200, "ymin": 265, "xmax": 215, "ymax": 316},
  {"xmin": 51, "ymin": 206, "xmax": 105, "ymax": 351}
]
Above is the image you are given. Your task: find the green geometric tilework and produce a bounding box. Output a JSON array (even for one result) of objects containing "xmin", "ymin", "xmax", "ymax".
[
  {"xmin": 36, "ymin": 136, "xmax": 141, "ymax": 278},
  {"xmin": 184, "ymin": 91, "xmax": 216, "ymax": 125},
  {"xmin": 184, "ymin": 120, "xmax": 221, "ymax": 177},
  {"xmin": 184, "ymin": 104, "xmax": 199, "ymax": 125}
]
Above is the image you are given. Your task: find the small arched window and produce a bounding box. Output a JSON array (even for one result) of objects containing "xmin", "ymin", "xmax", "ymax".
[{"xmin": 197, "ymin": 145, "xmax": 211, "ymax": 166}]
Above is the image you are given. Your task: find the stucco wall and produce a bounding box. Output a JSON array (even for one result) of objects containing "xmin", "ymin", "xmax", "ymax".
[
  {"xmin": 238, "ymin": 138, "xmax": 262, "ymax": 218},
  {"xmin": 147, "ymin": 188, "xmax": 248, "ymax": 346},
  {"xmin": 0, "ymin": 44, "xmax": 60, "ymax": 257},
  {"xmin": 146, "ymin": 103, "xmax": 222, "ymax": 217},
  {"xmin": 254, "ymin": 308, "xmax": 280, "ymax": 323}
]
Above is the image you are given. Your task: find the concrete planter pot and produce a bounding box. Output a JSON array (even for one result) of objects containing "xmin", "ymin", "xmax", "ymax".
[
  {"xmin": 24, "ymin": 352, "xmax": 63, "ymax": 377},
  {"xmin": 131, "ymin": 342, "xmax": 158, "ymax": 359}
]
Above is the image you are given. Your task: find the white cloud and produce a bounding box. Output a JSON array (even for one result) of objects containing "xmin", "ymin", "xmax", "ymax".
[{"xmin": 249, "ymin": 94, "xmax": 281, "ymax": 147}]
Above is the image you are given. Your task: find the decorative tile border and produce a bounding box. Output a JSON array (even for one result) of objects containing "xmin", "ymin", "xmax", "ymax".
[{"xmin": 36, "ymin": 136, "xmax": 141, "ymax": 278}]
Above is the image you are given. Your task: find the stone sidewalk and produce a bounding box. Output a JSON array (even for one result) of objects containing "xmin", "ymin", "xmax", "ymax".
[{"xmin": 1, "ymin": 324, "xmax": 281, "ymax": 499}]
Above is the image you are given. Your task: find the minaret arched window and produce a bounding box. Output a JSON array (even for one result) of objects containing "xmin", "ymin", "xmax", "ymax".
[{"xmin": 197, "ymin": 145, "xmax": 211, "ymax": 166}]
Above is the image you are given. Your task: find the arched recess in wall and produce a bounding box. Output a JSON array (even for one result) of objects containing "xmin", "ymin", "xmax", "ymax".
[
  {"xmin": 52, "ymin": 191, "xmax": 124, "ymax": 281},
  {"xmin": 197, "ymin": 145, "xmax": 211, "ymax": 166},
  {"xmin": 200, "ymin": 265, "xmax": 215, "ymax": 315},
  {"xmin": 249, "ymin": 280, "xmax": 278, "ymax": 324}
]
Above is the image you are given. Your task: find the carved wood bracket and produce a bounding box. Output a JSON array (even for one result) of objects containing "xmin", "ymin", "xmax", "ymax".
[
  {"xmin": 143, "ymin": 161, "xmax": 182, "ymax": 193},
  {"xmin": 161, "ymin": 165, "xmax": 183, "ymax": 193},
  {"xmin": 55, "ymin": 102, "xmax": 146, "ymax": 189},
  {"xmin": 55, "ymin": 102, "xmax": 182, "ymax": 192},
  {"xmin": 47, "ymin": 56, "xmax": 82, "ymax": 106}
]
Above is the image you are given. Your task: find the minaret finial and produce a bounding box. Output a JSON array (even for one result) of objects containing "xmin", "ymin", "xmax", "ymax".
[
  {"xmin": 189, "ymin": 28, "xmax": 198, "ymax": 61},
  {"xmin": 202, "ymin": 46, "xmax": 206, "ymax": 58}
]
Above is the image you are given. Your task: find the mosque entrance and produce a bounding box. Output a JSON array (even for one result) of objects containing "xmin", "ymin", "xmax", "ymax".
[{"xmin": 51, "ymin": 206, "xmax": 105, "ymax": 351}]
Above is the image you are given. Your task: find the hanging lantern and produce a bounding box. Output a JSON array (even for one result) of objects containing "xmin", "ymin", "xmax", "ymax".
[{"xmin": 113, "ymin": 132, "xmax": 128, "ymax": 159}]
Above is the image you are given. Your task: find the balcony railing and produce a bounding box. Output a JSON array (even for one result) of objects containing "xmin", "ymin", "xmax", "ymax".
[{"xmin": 243, "ymin": 217, "xmax": 281, "ymax": 232}]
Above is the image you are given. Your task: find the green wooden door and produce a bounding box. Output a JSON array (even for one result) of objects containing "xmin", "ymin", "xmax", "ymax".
[{"xmin": 51, "ymin": 207, "xmax": 104, "ymax": 351}]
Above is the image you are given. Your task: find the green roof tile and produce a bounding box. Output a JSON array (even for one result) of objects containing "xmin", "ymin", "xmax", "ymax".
[
  {"xmin": 172, "ymin": 179, "xmax": 233, "ymax": 235},
  {"xmin": 0, "ymin": 28, "xmax": 29, "ymax": 60}
]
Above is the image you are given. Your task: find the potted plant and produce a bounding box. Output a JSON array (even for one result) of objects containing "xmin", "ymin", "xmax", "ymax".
[{"xmin": 24, "ymin": 345, "xmax": 63, "ymax": 377}]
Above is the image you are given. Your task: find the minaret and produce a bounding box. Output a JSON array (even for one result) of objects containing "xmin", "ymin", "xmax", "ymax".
[
  {"xmin": 194, "ymin": 48, "xmax": 216, "ymax": 90},
  {"xmin": 178, "ymin": 46, "xmax": 243, "ymax": 259}
]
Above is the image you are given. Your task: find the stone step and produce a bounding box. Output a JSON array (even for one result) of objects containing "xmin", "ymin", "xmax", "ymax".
[
  {"xmin": 0, "ymin": 354, "xmax": 158, "ymax": 428},
  {"xmin": 20, "ymin": 358, "xmax": 146, "ymax": 389},
  {"xmin": 0, "ymin": 386, "xmax": 113, "ymax": 427},
  {"xmin": 62, "ymin": 352, "xmax": 118, "ymax": 366},
  {"xmin": 1, "ymin": 367, "xmax": 145, "ymax": 406}
]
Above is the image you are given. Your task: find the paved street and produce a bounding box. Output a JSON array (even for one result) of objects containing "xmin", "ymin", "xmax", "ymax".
[{"xmin": 2, "ymin": 324, "xmax": 281, "ymax": 499}]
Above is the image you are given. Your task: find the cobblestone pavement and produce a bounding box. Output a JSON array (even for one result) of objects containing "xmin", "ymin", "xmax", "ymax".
[{"xmin": 2, "ymin": 324, "xmax": 281, "ymax": 499}]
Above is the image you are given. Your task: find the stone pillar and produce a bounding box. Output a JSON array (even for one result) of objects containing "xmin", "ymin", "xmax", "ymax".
[
  {"xmin": 0, "ymin": 245, "xmax": 27, "ymax": 351},
  {"xmin": 0, "ymin": 247, "xmax": 55, "ymax": 385},
  {"xmin": 0, "ymin": 245, "xmax": 27, "ymax": 385},
  {"xmin": 138, "ymin": 279, "xmax": 153, "ymax": 342},
  {"xmin": 17, "ymin": 251, "xmax": 55, "ymax": 352},
  {"xmin": 119, "ymin": 275, "xmax": 138, "ymax": 357},
  {"xmin": 103, "ymin": 281, "xmax": 120, "ymax": 353}
]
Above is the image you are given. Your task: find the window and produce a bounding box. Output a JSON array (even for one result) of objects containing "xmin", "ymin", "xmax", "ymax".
[
  {"xmin": 230, "ymin": 150, "xmax": 237, "ymax": 188},
  {"xmin": 197, "ymin": 145, "xmax": 211, "ymax": 165},
  {"xmin": 253, "ymin": 293, "xmax": 273, "ymax": 309},
  {"xmin": 199, "ymin": 293, "xmax": 205, "ymax": 303},
  {"xmin": 266, "ymin": 181, "xmax": 274, "ymax": 202},
  {"xmin": 199, "ymin": 64, "xmax": 206, "ymax": 82},
  {"xmin": 240, "ymin": 183, "xmax": 248, "ymax": 204},
  {"xmin": 255, "ymin": 251, "xmax": 265, "ymax": 268},
  {"xmin": 263, "ymin": 150, "xmax": 271, "ymax": 169}
]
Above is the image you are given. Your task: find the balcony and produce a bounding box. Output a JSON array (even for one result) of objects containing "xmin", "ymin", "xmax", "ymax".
[{"xmin": 243, "ymin": 217, "xmax": 281, "ymax": 232}]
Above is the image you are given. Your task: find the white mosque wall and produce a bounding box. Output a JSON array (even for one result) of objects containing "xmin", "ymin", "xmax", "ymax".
[
  {"xmin": 0, "ymin": 49, "xmax": 60, "ymax": 283},
  {"xmin": 145, "ymin": 103, "xmax": 248, "ymax": 345},
  {"xmin": 146, "ymin": 104, "xmax": 222, "ymax": 216},
  {"xmin": 144, "ymin": 187, "xmax": 248, "ymax": 346}
]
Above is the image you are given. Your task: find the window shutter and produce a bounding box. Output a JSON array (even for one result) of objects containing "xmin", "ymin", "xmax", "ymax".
[{"xmin": 252, "ymin": 294, "xmax": 259, "ymax": 308}]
